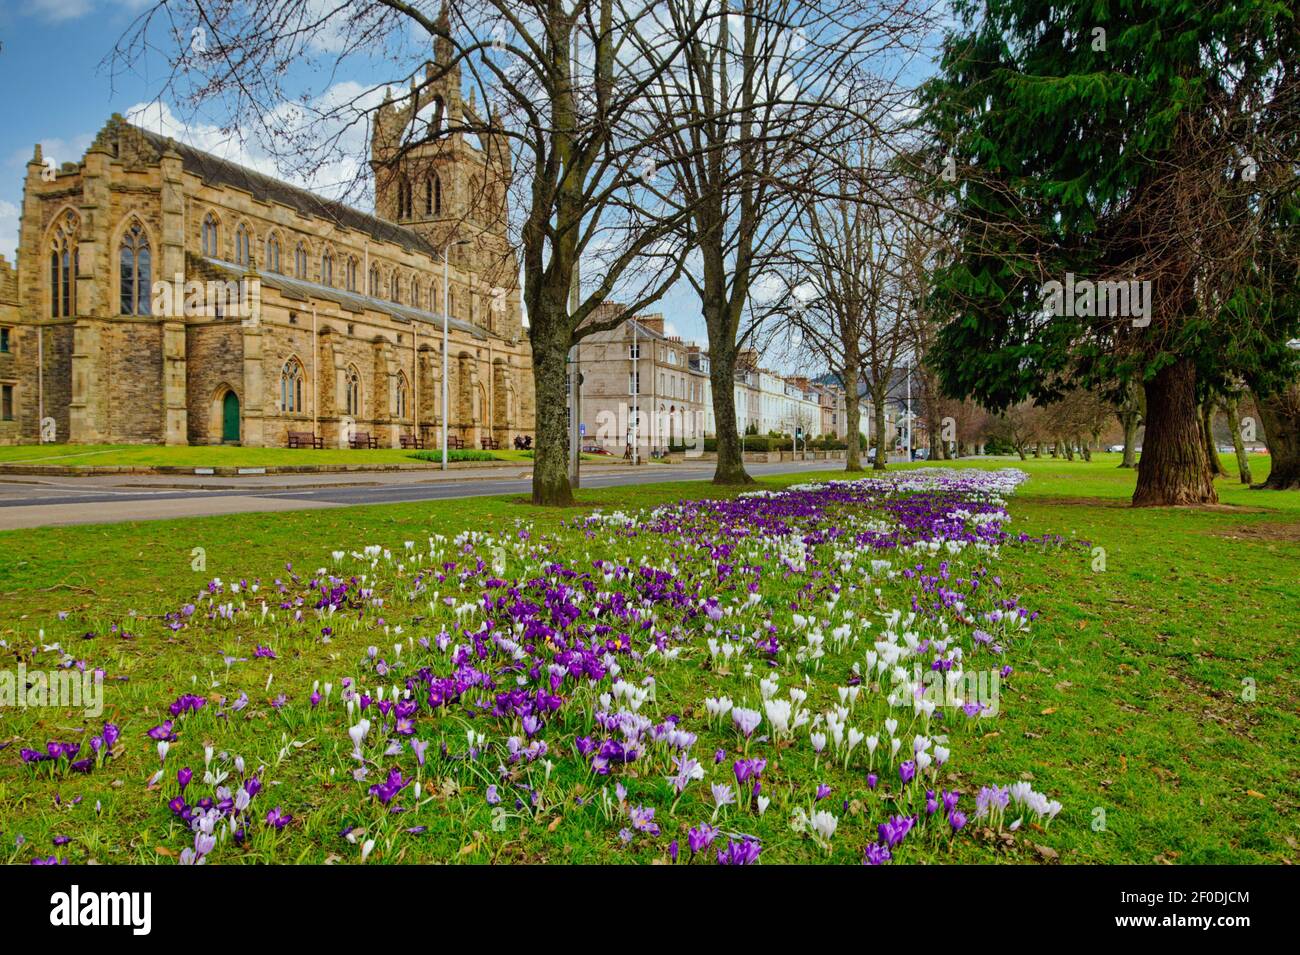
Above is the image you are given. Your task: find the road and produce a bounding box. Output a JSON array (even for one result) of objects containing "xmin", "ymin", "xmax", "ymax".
[{"xmin": 0, "ymin": 459, "xmax": 843, "ymax": 529}]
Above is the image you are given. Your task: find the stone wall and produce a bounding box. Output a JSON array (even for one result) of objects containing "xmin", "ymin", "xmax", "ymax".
[{"xmin": 186, "ymin": 321, "xmax": 244, "ymax": 444}]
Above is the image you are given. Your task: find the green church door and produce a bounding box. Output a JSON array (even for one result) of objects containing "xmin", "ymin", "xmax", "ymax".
[{"xmin": 222, "ymin": 391, "xmax": 240, "ymax": 443}]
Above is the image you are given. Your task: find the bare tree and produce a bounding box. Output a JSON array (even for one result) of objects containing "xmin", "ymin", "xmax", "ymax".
[
  {"xmin": 113, "ymin": 0, "xmax": 699, "ymax": 505},
  {"xmin": 629, "ymin": 0, "xmax": 936, "ymax": 484}
]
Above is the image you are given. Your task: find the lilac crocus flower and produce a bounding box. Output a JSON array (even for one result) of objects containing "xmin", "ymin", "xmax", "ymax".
[
  {"xmin": 628, "ymin": 805, "xmax": 660, "ymax": 836},
  {"xmin": 711, "ymin": 783, "xmax": 735, "ymax": 810},
  {"xmin": 949, "ymin": 810, "xmax": 967, "ymax": 832},
  {"xmin": 899, "ymin": 760, "xmax": 916, "ymax": 784},
  {"xmin": 410, "ymin": 738, "xmax": 429, "ymax": 767}
]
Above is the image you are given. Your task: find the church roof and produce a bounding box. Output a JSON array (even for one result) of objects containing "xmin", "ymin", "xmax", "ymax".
[
  {"xmin": 128, "ymin": 123, "xmax": 441, "ymax": 260},
  {"xmin": 200, "ymin": 256, "xmax": 488, "ymax": 341}
]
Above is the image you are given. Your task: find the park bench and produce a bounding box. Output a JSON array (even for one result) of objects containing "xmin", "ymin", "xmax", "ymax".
[
  {"xmin": 287, "ymin": 431, "xmax": 322, "ymax": 449},
  {"xmin": 348, "ymin": 431, "xmax": 378, "ymax": 450},
  {"xmin": 399, "ymin": 434, "xmax": 424, "ymax": 449},
  {"xmin": 481, "ymin": 436, "xmax": 500, "ymax": 451}
]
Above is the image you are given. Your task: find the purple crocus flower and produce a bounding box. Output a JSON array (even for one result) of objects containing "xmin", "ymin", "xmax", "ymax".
[
  {"xmin": 863, "ymin": 842, "xmax": 892, "ymax": 865},
  {"xmin": 716, "ymin": 836, "xmax": 761, "ymax": 866},
  {"xmin": 899, "ymin": 760, "xmax": 916, "ymax": 784},
  {"xmin": 265, "ymin": 806, "xmax": 292, "ymax": 829},
  {"xmin": 178, "ymin": 767, "xmax": 193, "ymax": 790},
  {"xmin": 687, "ymin": 824, "xmax": 718, "ymax": 856}
]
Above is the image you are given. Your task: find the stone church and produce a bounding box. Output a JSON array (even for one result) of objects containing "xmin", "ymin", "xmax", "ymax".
[{"xmin": 0, "ymin": 32, "xmax": 534, "ymax": 449}]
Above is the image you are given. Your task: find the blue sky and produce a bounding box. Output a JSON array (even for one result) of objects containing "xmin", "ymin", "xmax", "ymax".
[{"xmin": 0, "ymin": 2, "xmax": 154, "ymax": 261}]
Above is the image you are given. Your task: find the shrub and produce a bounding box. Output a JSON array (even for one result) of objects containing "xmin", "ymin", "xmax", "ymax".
[{"xmin": 408, "ymin": 449, "xmax": 499, "ymax": 464}]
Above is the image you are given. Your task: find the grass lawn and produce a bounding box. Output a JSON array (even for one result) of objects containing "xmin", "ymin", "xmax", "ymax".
[
  {"xmin": 0, "ymin": 444, "xmax": 610, "ymax": 468},
  {"xmin": 0, "ymin": 454, "xmax": 1295, "ymax": 864}
]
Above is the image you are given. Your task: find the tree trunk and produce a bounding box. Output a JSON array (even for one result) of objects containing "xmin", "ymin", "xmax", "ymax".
[
  {"xmin": 843, "ymin": 362, "xmax": 863, "ymax": 472},
  {"xmin": 872, "ymin": 392, "xmax": 888, "ymax": 470},
  {"xmin": 528, "ymin": 315, "xmax": 575, "ymax": 506},
  {"xmin": 1016, "ymin": 446, "xmax": 1027, "ymax": 460},
  {"xmin": 708, "ymin": 338, "xmax": 754, "ymax": 486},
  {"xmin": 1133, "ymin": 358, "xmax": 1218, "ymax": 506},
  {"xmin": 1120, "ymin": 410, "xmax": 1139, "ymax": 468},
  {"xmin": 1222, "ymin": 396, "xmax": 1252, "ymax": 484},
  {"xmin": 1201, "ymin": 400, "xmax": 1229, "ymax": 478},
  {"xmin": 1034, "ymin": 441, "xmax": 1043, "ymax": 458},
  {"xmin": 1254, "ymin": 382, "xmax": 1300, "ymax": 490}
]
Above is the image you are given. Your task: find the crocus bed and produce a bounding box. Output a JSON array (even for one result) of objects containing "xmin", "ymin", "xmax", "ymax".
[{"xmin": 12, "ymin": 468, "xmax": 1078, "ymax": 865}]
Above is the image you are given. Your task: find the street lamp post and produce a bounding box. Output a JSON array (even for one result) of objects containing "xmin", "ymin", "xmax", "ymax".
[
  {"xmin": 631, "ymin": 319, "xmax": 639, "ymax": 465},
  {"xmin": 905, "ymin": 358, "xmax": 912, "ymax": 462},
  {"xmin": 442, "ymin": 238, "xmax": 470, "ymax": 471}
]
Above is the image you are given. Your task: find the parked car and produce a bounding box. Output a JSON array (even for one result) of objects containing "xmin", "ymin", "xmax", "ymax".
[
  {"xmin": 912, "ymin": 448, "xmax": 929, "ymax": 460},
  {"xmin": 1107, "ymin": 444, "xmax": 1125, "ymax": 453},
  {"xmin": 582, "ymin": 444, "xmax": 613, "ymax": 456}
]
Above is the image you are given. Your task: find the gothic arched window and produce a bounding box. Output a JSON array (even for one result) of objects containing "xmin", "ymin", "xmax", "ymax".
[
  {"xmin": 369, "ymin": 265, "xmax": 381, "ymax": 297},
  {"xmin": 321, "ymin": 249, "xmax": 333, "ymax": 286},
  {"xmin": 397, "ymin": 176, "xmax": 413, "ymax": 219},
  {"xmin": 347, "ymin": 257, "xmax": 358, "ymax": 292},
  {"xmin": 396, "ymin": 373, "xmax": 409, "ymax": 419},
  {"xmin": 49, "ymin": 210, "xmax": 79, "ymax": 318},
  {"xmin": 266, "ymin": 234, "xmax": 281, "ymax": 273},
  {"xmin": 280, "ymin": 358, "xmax": 304, "ymax": 413},
  {"xmin": 201, "ymin": 213, "xmax": 219, "ymax": 257},
  {"xmin": 119, "ymin": 219, "xmax": 151, "ymax": 316},
  {"xmin": 432, "ymin": 175, "xmax": 442, "ymax": 215},
  {"xmin": 295, "ymin": 242, "xmax": 309, "ymax": 279},
  {"xmin": 235, "ymin": 223, "xmax": 251, "ymax": 266},
  {"xmin": 391, "ymin": 273, "xmax": 402, "ymax": 304},
  {"xmin": 345, "ymin": 366, "xmax": 361, "ymax": 417}
]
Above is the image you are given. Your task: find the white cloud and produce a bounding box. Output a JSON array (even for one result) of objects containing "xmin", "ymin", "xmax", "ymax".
[
  {"xmin": 123, "ymin": 94, "xmax": 378, "ymax": 205},
  {"xmin": 28, "ymin": 0, "xmax": 93, "ymax": 23},
  {"xmin": 0, "ymin": 200, "xmax": 19, "ymax": 263}
]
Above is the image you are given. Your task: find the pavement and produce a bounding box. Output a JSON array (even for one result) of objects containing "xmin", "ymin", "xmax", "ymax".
[{"xmin": 0, "ymin": 459, "xmax": 843, "ymax": 529}]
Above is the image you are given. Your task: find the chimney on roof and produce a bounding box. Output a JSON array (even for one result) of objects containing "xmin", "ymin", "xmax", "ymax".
[{"xmin": 638, "ymin": 313, "xmax": 665, "ymax": 335}]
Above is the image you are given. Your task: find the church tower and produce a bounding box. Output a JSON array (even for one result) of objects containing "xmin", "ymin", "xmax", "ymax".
[{"xmin": 369, "ymin": 3, "xmax": 519, "ymax": 339}]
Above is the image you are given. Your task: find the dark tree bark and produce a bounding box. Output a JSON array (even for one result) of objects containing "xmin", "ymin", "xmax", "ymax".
[
  {"xmin": 1133, "ymin": 358, "xmax": 1218, "ymax": 505},
  {"xmin": 1255, "ymin": 383, "xmax": 1300, "ymax": 490},
  {"xmin": 709, "ymin": 335, "xmax": 754, "ymax": 486},
  {"xmin": 528, "ymin": 293, "xmax": 575, "ymax": 506}
]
